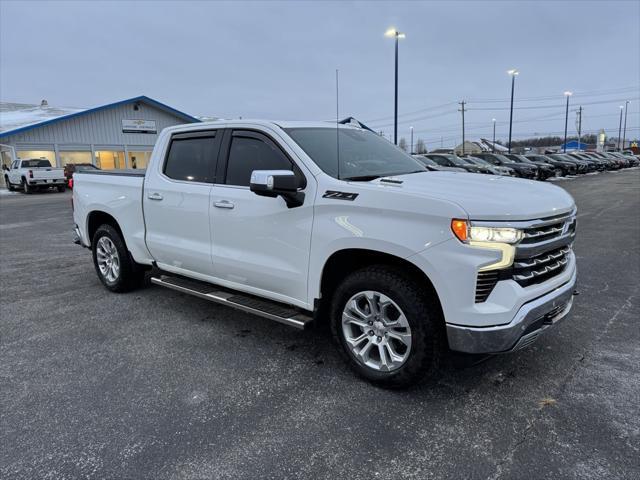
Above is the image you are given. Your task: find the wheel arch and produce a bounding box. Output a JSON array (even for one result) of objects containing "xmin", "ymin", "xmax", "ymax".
[
  {"xmin": 317, "ymin": 248, "xmax": 444, "ymax": 322},
  {"xmin": 86, "ymin": 210, "xmax": 125, "ymax": 247}
]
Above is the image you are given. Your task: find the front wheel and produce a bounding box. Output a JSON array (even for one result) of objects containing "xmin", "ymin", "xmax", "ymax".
[
  {"xmin": 92, "ymin": 224, "xmax": 145, "ymax": 293},
  {"xmin": 5, "ymin": 176, "xmax": 14, "ymax": 191},
  {"xmin": 330, "ymin": 266, "xmax": 445, "ymax": 388}
]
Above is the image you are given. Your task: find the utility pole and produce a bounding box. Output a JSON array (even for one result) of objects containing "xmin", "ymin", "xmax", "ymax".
[
  {"xmin": 577, "ymin": 106, "xmax": 582, "ymax": 150},
  {"xmin": 622, "ymin": 100, "xmax": 629, "ymax": 151},
  {"xmin": 459, "ymin": 100, "xmax": 466, "ymax": 155}
]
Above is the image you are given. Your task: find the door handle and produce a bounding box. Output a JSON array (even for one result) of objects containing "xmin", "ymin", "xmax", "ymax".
[
  {"xmin": 148, "ymin": 193, "xmax": 163, "ymax": 201},
  {"xmin": 214, "ymin": 200, "xmax": 235, "ymax": 209}
]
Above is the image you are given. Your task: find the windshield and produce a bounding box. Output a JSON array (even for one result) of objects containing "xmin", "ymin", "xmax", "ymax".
[
  {"xmin": 415, "ymin": 156, "xmax": 437, "ymax": 166},
  {"xmin": 493, "ymin": 154, "xmax": 515, "ymax": 164},
  {"xmin": 466, "ymin": 157, "xmax": 490, "ymax": 166},
  {"xmin": 285, "ymin": 127, "xmax": 425, "ymax": 180},
  {"xmin": 20, "ymin": 159, "xmax": 52, "ymax": 168},
  {"xmin": 550, "ymin": 154, "xmax": 575, "ymax": 162},
  {"xmin": 513, "ymin": 155, "xmax": 534, "ymax": 164},
  {"xmin": 440, "ymin": 154, "xmax": 468, "ymax": 167}
]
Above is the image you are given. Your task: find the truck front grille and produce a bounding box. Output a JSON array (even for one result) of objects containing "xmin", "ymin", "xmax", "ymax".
[
  {"xmin": 521, "ymin": 217, "xmax": 576, "ymax": 244},
  {"xmin": 512, "ymin": 246, "xmax": 571, "ymax": 287},
  {"xmin": 475, "ymin": 271, "xmax": 500, "ymax": 303}
]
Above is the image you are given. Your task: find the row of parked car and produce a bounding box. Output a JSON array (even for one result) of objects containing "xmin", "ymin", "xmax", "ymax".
[{"xmin": 412, "ymin": 151, "xmax": 640, "ymax": 180}]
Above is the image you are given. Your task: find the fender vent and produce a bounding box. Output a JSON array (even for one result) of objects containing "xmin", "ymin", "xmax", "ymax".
[{"xmin": 475, "ymin": 271, "xmax": 499, "ymax": 303}]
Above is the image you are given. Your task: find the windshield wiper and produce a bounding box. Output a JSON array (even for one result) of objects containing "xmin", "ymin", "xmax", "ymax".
[{"xmin": 342, "ymin": 175, "xmax": 382, "ymax": 181}]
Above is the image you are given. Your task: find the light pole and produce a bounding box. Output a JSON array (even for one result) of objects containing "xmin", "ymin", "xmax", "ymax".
[
  {"xmin": 492, "ymin": 118, "xmax": 496, "ymax": 152},
  {"xmin": 563, "ymin": 91, "xmax": 572, "ymax": 153},
  {"xmin": 622, "ymin": 100, "xmax": 629, "ymax": 151},
  {"xmin": 577, "ymin": 106, "xmax": 582, "ymax": 150},
  {"xmin": 507, "ymin": 69, "xmax": 518, "ymax": 153},
  {"xmin": 618, "ymin": 105, "xmax": 624, "ymax": 151},
  {"xmin": 385, "ymin": 28, "xmax": 405, "ymax": 145},
  {"xmin": 410, "ymin": 126, "xmax": 414, "ymax": 154}
]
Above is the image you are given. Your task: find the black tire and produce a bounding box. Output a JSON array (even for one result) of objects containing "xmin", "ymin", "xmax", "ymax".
[
  {"xmin": 21, "ymin": 178, "xmax": 32, "ymax": 194},
  {"xmin": 91, "ymin": 224, "xmax": 145, "ymax": 293},
  {"xmin": 330, "ymin": 266, "xmax": 445, "ymax": 389},
  {"xmin": 5, "ymin": 176, "xmax": 14, "ymax": 191},
  {"xmin": 57, "ymin": 185, "xmax": 66, "ymax": 193}
]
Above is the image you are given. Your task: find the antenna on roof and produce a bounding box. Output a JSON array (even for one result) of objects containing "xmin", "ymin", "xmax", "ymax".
[{"xmin": 336, "ymin": 68, "xmax": 341, "ymax": 180}]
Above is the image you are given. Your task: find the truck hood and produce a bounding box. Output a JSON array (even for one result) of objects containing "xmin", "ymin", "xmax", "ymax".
[{"xmin": 369, "ymin": 171, "xmax": 575, "ymax": 221}]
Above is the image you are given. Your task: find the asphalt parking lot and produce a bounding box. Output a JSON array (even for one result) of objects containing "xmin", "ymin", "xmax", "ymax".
[{"xmin": 1, "ymin": 170, "xmax": 639, "ymax": 480}]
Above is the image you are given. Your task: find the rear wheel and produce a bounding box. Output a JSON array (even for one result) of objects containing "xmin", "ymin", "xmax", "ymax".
[
  {"xmin": 57, "ymin": 185, "xmax": 66, "ymax": 193},
  {"xmin": 92, "ymin": 224, "xmax": 145, "ymax": 293},
  {"xmin": 21, "ymin": 179, "xmax": 32, "ymax": 194},
  {"xmin": 330, "ymin": 266, "xmax": 445, "ymax": 388}
]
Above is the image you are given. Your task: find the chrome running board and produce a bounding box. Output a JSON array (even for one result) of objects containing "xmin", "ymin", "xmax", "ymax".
[{"xmin": 150, "ymin": 275, "xmax": 313, "ymax": 330}]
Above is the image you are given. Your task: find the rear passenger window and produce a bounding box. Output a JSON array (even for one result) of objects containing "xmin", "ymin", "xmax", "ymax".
[
  {"xmin": 164, "ymin": 133, "xmax": 218, "ymax": 183},
  {"xmin": 225, "ymin": 134, "xmax": 293, "ymax": 187}
]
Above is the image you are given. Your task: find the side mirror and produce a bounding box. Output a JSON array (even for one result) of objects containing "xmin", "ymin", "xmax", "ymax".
[{"xmin": 249, "ymin": 170, "xmax": 305, "ymax": 208}]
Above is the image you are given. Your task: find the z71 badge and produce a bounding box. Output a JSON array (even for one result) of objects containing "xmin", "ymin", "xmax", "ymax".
[{"xmin": 322, "ymin": 191, "xmax": 359, "ymax": 201}]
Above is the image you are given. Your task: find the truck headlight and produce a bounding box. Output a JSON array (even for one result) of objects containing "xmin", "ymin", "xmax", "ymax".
[
  {"xmin": 451, "ymin": 220, "xmax": 523, "ymax": 244},
  {"xmin": 451, "ymin": 219, "xmax": 523, "ymax": 271}
]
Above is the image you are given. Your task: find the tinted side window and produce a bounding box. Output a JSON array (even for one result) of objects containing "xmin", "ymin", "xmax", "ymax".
[
  {"xmin": 225, "ymin": 134, "xmax": 292, "ymax": 187},
  {"xmin": 164, "ymin": 133, "xmax": 218, "ymax": 183}
]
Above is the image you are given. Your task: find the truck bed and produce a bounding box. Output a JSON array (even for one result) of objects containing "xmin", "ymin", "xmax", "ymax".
[
  {"xmin": 75, "ymin": 169, "xmax": 146, "ymax": 177},
  {"xmin": 72, "ymin": 170, "xmax": 149, "ymax": 263}
]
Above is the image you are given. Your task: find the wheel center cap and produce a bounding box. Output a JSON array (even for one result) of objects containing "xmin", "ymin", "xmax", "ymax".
[{"xmin": 373, "ymin": 320, "xmax": 385, "ymax": 336}]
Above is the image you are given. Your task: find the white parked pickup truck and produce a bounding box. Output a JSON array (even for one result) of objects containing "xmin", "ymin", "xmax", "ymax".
[
  {"xmin": 4, "ymin": 159, "xmax": 67, "ymax": 193},
  {"xmin": 72, "ymin": 120, "xmax": 578, "ymax": 387}
]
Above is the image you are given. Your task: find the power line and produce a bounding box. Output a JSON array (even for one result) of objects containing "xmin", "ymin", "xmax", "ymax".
[
  {"xmin": 466, "ymin": 97, "xmax": 639, "ymax": 111},
  {"xmin": 466, "ymin": 86, "xmax": 638, "ymax": 104},
  {"xmin": 364, "ymin": 86, "xmax": 638, "ymax": 123},
  {"xmin": 364, "ymin": 101, "xmax": 456, "ymax": 123}
]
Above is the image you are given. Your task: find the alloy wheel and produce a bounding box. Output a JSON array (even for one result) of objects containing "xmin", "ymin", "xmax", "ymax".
[
  {"xmin": 341, "ymin": 290, "xmax": 412, "ymax": 372},
  {"xmin": 96, "ymin": 236, "xmax": 120, "ymax": 283}
]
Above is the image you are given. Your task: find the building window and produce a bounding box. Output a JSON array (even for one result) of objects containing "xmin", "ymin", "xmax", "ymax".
[
  {"xmin": 59, "ymin": 151, "xmax": 92, "ymax": 167},
  {"xmin": 16, "ymin": 150, "xmax": 56, "ymax": 166},
  {"xmin": 128, "ymin": 151, "xmax": 151, "ymax": 169},
  {"xmin": 95, "ymin": 151, "xmax": 126, "ymax": 170}
]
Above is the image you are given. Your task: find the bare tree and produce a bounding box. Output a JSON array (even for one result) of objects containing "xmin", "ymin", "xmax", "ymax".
[
  {"xmin": 398, "ymin": 137, "xmax": 407, "ymax": 151},
  {"xmin": 415, "ymin": 138, "xmax": 426, "ymax": 154}
]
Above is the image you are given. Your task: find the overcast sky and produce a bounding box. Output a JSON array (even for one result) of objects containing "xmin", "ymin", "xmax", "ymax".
[{"xmin": 1, "ymin": 0, "xmax": 638, "ymax": 146}]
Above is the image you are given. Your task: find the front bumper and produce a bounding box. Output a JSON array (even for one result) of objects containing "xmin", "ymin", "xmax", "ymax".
[{"xmin": 446, "ymin": 268, "xmax": 577, "ymax": 354}]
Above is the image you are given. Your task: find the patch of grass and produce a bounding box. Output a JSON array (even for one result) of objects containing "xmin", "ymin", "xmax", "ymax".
[{"xmin": 539, "ymin": 397, "xmax": 557, "ymax": 408}]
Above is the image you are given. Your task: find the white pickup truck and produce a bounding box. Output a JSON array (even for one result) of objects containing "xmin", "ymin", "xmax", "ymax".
[
  {"xmin": 4, "ymin": 159, "xmax": 67, "ymax": 193},
  {"xmin": 72, "ymin": 120, "xmax": 578, "ymax": 387}
]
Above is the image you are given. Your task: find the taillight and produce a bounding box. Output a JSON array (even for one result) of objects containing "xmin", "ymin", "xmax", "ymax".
[{"xmin": 28, "ymin": 170, "xmax": 33, "ymax": 178}]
